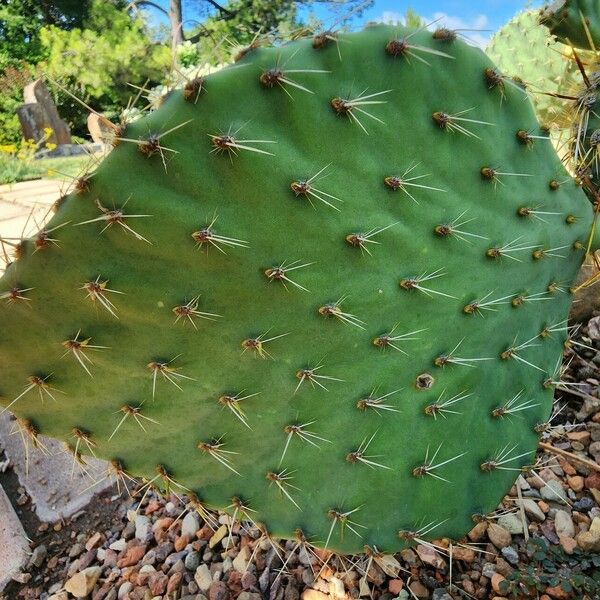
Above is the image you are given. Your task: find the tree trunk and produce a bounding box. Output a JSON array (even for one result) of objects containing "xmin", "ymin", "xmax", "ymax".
[{"xmin": 170, "ymin": 0, "xmax": 184, "ymax": 62}]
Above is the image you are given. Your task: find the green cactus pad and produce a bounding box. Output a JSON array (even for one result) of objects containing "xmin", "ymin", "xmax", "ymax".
[
  {"xmin": 487, "ymin": 10, "xmax": 579, "ymax": 128},
  {"xmin": 540, "ymin": 0, "xmax": 600, "ymax": 50},
  {"xmin": 0, "ymin": 24, "xmax": 594, "ymax": 554}
]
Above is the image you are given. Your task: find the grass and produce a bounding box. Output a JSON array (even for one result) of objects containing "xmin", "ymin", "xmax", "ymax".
[{"xmin": 0, "ymin": 154, "xmax": 98, "ymax": 185}]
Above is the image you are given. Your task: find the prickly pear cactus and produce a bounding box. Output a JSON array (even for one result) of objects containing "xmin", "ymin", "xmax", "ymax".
[
  {"xmin": 540, "ymin": 0, "xmax": 600, "ymax": 50},
  {"xmin": 487, "ymin": 10, "xmax": 578, "ymax": 127},
  {"xmin": 0, "ymin": 24, "xmax": 596, "ymax": 554}
]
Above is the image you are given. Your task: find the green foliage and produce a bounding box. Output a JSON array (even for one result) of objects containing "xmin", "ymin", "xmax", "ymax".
[
  {"xmin": 193, "ymin": 0, "xmax": 300, "ymax": 63},
  {"xmin": 0, "ymin": 0, "xmax": 45, "ymax": 70},
  {"xmin": 0, "ymin": 65, "xmax": 37, "ymax": 145},
  {"xmin": 39, "ymin": 0, "xmax": 170, "ymax": 138},
  {"xmin": 499, "ymin": 538, "xmax": 600, "ymax": 597},
  {"xmin": 0, "ymin": 25, "xmax": 594, "ymax": 554}
]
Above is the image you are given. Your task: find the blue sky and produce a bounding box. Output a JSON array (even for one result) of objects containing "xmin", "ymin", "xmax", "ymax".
[{"xmin": 145, "ymin": 0, "xmax": 546, "ymax": 47}]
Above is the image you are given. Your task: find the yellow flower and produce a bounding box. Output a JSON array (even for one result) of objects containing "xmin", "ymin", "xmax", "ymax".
[
  {"xmin": 46, "ymin": 143, "xmax": 57, "ymax": 150},
  {"xmin": 43, "ymin": 127, "xmax": 54, "ymax": 136}
]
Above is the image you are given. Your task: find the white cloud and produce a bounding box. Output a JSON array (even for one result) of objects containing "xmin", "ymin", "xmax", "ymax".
[
  {"xmin": 374, "ymin": 10, "xmax": 492, "ymax": 49},
  {"xmin": 378, "ymin": 11, "xmax": 404, "ymax": 25}
]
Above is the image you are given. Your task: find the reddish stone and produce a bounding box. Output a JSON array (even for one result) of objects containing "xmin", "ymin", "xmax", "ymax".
[
  {"xmin": 174, "ymin": 535, "xmax": 189, "ymax": 552},
  {"xmin": 545, "ymin": 584, "xmax": 571, "ymax": 599},
  {"xmin": 389, "ymin": 579, "xmax": 404, "ymax": 595},
  {"xmin": 167, "ymin": 571, "xmax": 183, "ymax": 594},
  {"xmin": 585, "ymin": 471, "xmax": 600, "ymax": 490},
  {"xmin": 117, "ymin": 544, "xmax": 146, "ymax": 568},
  {"xmin": 208, "ymin": 580, "xmax": 230, "ymax": 600},
  {"xmin": 491, "ymin": 573, "xmax": 506, "ymax": 595},
  {"xmin": 148, "ymin": 571, "xmax": 168, "ymax": 596}
]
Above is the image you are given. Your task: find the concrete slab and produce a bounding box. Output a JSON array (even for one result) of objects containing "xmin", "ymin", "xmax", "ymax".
[
  {"xmin": 0, "ymin": 413, "xmax": 112, "ymax": 523},
  {"xmin": 0, "ymin": 484, "xmax": 29, "ymax": 591}
]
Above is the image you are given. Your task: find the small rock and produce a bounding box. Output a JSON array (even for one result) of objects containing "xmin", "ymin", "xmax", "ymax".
[
  {"xmin": 195, "ymin": 564, "xmax": 212, "ymax": 592},
  {"xmin": 109, "ymin": 539, "xmax": 127, "ymax": 552},
  {"xmin": 185, "ymin": 550, "xmax": 201, "ymax": 571},
  {"xmin": 585, "ymin": 472, "xmax": 600, "ymax": 491},
  {"xmin": 408, "ymin": 581, "xmax": 428, "ymax": 599},
  {"xmin": 238, "ymin": 593, "xmax": 262, "ymax": 600},
  {"xmin": 487, "ymin": 523, "xmax": 512, "ymax": 549},
  {"xmin": 587, "ymin": 315, "xmax": 600, "ymax": 339},
  {"xmin": 574, "ymin": 496, "xmax": 595, "ymax": 512},
  {"xmin": 416, "ymin": 544, "xmax": 446, "ymax": 570},
  {"xmin": 541, "ymin": 480, "xmax": 568, "ymax": 504},
  {"xmin": 389, "ymin": 579, "xmax": 404, "ymax": 595},
  {"xmin": 209, "ymin": 580, "xmax": 230, "ymax": 600},
  {"xmin": 431, "ymin": 589, "xmax": 452, "ymax": 600},
  {"xmin": 86, "ymin": 532, "xmax": 103, "ymax": 551},
  {"xmin": 576, "ymin": 529, "xmax": 600, "ymax": 552},
  {"xmin": 482, "ymin": 562, "xmax": 497, "ymax": 578},
  {"xmin": 554, "ymin": 510, "xmax": 575, "ymax": 538},
  {"xmin": 167, "ymin": 571, "xmax": 183, "ymax": 594},
  {"xmin": 182, "ymin": 512, "xmax": 201, "ymax": 539},
  {"xmin": 117, "ymin": 544, "xmax": 146, "ymax": 568},
  {"xmin": 591, "ymin": 516, "xmax": 600, "ymax": 533},
  {"xmin": 233, "ymin": 545, "xmax": 251, "ymax": 572},
  {"xmin": 491, "ymin": 573, "xmax": 506, "ymax": 595},
  {"xmin": 498, "ymin": 514, "xmax": 523, "ymax": 535},
  {"xmin": 69, "ymin": 543, "xmax": 85, "ymax": 558},
  {"xmin": 135, "ymin": 515, "xmax": 151, "ymax": 541},
  {"xmin": 48, "ymin": 593, "xmax": 69, "ymax": 600},
  {"xmin": 518, "ymin": 499, "xmax": 546, "ymax": 522},
  {"xmin": 467, "ymin": 521, "xmax": 488, "ymax": 541},
  {"xmin": 559, "ymin": 535, "xmax": 577, "ymax": 554},
  {"xmin": 118, "ymin": 582, "xmax": 133, "ymax": 599},
  {"xmin": 567, "ymin": 476, "xmax": 584, "ymax": 492},
  {"xmin": 28, "ymin": 544, "xmax": 47, "ymax": 568},
  {"xmin": 501, "ymin": 546, "xmax": 519, "ymax": 566},
  {"xmin": 301, "ymin": 591, "xmax": 329, "ymax": 600},
  {"xmin": 148, "ymin": 571, "xmax": 169, "ymax": 596},
  {"xmin": 452, "ymin": 546, "xmax": 475, "ymax": 562},
  {"xmin": 64, "ymin": 566, "xmax": 102, "ymax": 598},
  {"xmin": 209, "ymin": 524, "xmax": 228, "ymax": 548},
  {"xmin": 545, "ymin": 584, "xmax": 571, "ymax": 599}
]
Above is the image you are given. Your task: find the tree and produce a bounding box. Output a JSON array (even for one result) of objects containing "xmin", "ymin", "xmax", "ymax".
[{"xmin": 39, "ymin": 0, "xmax": 170, "ymax": 137}]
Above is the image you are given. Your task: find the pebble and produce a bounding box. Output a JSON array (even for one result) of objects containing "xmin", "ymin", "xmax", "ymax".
[
  {"xmin": 182, "ymin": 512, "xmax": 201, "ymax": 539},
  {"xmin": 576, "ymin": 498, "xmax": 595, "ymax": 515},
  {"xmin": 567, "ymin": 475, "xmax": 584, "ymax": 492},
  {"xmin": 431, "ymin": 590, "xmax": 452, "ymax": 600},
  {"xmin": 64, "ymin": 566, "xmax": 102, "ymax": 598},
  {"xmin": 518, "ymin": 499, "xmax": 545, "ymax": 522},
  {"xmin": 576, "ymin": 529, "xmax": 600, "ymax": 552},
  {"xmin": 416, "ymin": 544, "xmax": 446, "ymax": 570},
  {"xmin": 540, "ymin": 480, "xmax": 568, "ymax": 503},
  {"xmin": 491, "ymin": 573, "xmax": 506, "ymax": 595},
  {"xmin": 498, "ymin": 514, "xmax": 523, "ymax": 534},
  {"xmin": 487, "ymin": 523, "xmax": 512, "ymax": 549},
  {"xmin": 559, "ymin": 535, "xmax": 577, "ymax": 554},
  {"xmin": 501, "ymin": 546, "xmax": 519, "ymax": 566},
  {"xmin": 109, "ymin": 539, "xmax": 127, "ymax": 552},
  {"xmin": 117, "ymin": 544, "xmax": 146, "ymax": 568},
  {"xmin": 554, "ymin": 510, "xmax": 575, "ymax": 538},
  {"xmin": 135, "ymin": 515, "xmax": 151, "ymax": 541},
  {"xmin": 185, "ymin": 550, "xmax": 201, "ymax": 571},
  {"xmin": 408, "ymin": 581, "xmax": 428, "ymax": 598},
  {"xmin": 28, "ymin": 544, "xmax": 47, "ymax": 568},
  {"xmin": 209, "ymin": 580, "xmax": 230, "ymax": 600},
  {"xmin": 482, "ymin": 563, "xmax": 497, "ymax": 578},
  {"xmin": 195, "ymin": 564, "xmax": 213, "ymax": 592},
  {"xmin": 302, "ymin": 591, "xmax": 329, "ymax": 600},
  {"xmin": 233, "ymin": 545, "xmax": 251, "ymax": 572}
]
